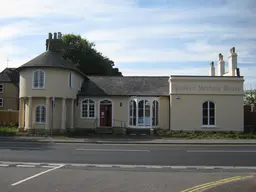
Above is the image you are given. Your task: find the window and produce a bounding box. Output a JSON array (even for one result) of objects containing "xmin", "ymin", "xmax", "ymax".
[
  {"xmin": 35, "ymin": 105, "xmax": 46, "ymax": 123},
  {"xmin": 129, "ymin": 100, "xmax": 137, "ymax": 126},
  {"xmin": 81, "ymin": 99, "xmax": 95, "ymax": 118},
  {"xmin": 202, "ymin": 101, "xmax": 215, "ymax": 126},
  {"xmin": 129, "ymin": 98, "xmax": 159, "ymax": 127},
  {"xmin": 33, "ymin": 70, "xmax": 45, "ymax": 89},
  {"xmin": 68, "ymin": 73, "xmax": 73, "ymax": 88},
  {"xmin": 0, "ymin": 98, "xmax": 3, "ymax": 107},
  {"xmin": 0, "ymin": 84, "xmax": 3, "ymax": 93},
  {"xmin": 152, "ymin": 100, "xmax": 159, "ymax": 126}
]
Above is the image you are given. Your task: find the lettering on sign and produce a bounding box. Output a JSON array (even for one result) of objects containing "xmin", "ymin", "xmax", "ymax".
[{"xmin": 172, "ymin": 84, "xmax": 241, "ymax": 93}]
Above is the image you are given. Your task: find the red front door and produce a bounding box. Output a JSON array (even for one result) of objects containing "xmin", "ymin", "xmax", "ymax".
[{"xmin": 100, "ymin": 104, "xmax": 112, "ymax": 127}]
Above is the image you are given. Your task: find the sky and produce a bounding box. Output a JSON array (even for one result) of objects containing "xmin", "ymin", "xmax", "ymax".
[{"xmin": 0, "ymin": 0, "xmax": 255, "ymax": 89}]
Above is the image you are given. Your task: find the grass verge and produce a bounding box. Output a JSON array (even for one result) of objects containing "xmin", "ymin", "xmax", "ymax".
[{"xmin": 155, "ymin": 129, "xmax": 256, "ymax": 139}]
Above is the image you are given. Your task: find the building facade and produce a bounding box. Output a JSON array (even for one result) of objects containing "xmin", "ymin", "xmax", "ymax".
[
  {"xmin": 0, "ymin": 68, "xmax": 19, "ymax": 110},
  {"xmin": 17, "ymin": 33, "xmax": 244, "ymax": 132}
]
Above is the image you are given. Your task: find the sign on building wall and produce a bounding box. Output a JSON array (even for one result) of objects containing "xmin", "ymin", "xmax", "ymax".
[{"xmin": 171, "ymin": 83, "xmax": 243, "ymax": 94}]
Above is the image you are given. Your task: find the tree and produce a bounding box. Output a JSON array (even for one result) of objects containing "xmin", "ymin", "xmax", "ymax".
[
  {"xmin": 62, "ymin": 34, "xmax": 122, "ymax": 76},
  {"xmin": 244, "ymin": 90, "xmax": 256, "ymax": 105}
]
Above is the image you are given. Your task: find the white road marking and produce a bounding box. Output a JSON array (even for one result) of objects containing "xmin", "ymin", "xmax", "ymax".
[
  {"xmin": 76, "ymin": 148, "xmax": 151, "ymax": 152},
  {"xmin": 0, "ymin": 164, "xmax": 9, "ymax": 167},
  {"xmin": 68, "ymin": 163, "xmax": 256, "ymax": 170},
  {"xmin": 41, "ymin": 165, "xmax": 58, "ymax": 168},
  {"xmin": 187, "ymin": 150, "xmax": 256, "ymax": 153},
  {"xmin": 11, "ymin": 164, "xmax": 65, "ymax": 186},
  {"xmin": 17, "ymin": 165, "xmax": 36, "ymax": 168}
]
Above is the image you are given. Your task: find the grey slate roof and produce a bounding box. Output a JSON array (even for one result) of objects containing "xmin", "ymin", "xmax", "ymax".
[
  {"xmin": 79, "ymin": 76, "xmax": 170, "ymax": 96},
  {"xmin": 0, "ymin": 68, "xmax": 19, "ymax": 84},
  {"xmin": 17, "ymin": 51, "xmax": 86, "ymax": 77}
]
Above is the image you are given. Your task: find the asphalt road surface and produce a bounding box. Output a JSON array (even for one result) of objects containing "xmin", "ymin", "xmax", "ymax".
[
  {"xmin": 1, "ymin": 140, "xmax": 256, "ymax": 191},
  {"xmin": 0, "ymin": 166, "xmax": 255, "ymax": 192},
  {"xmin": 0, "ymin": 140, "xmax": 256, "ymax": 166}
]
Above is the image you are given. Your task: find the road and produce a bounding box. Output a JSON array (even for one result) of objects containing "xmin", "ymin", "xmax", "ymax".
[
  {"xmin": 0, "ymin": 140, "xmax": 256, "ymax": 191},
  {"xmin": 0, "ymin": 141, "xmax": 256, "ymax": 166}
]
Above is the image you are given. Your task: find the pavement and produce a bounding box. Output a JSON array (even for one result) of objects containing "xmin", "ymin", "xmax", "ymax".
[
  {"xmin": 1, "ymin": 136, "xmax": 256, "ymax": 144},
  {"xmin": 0, "ymin": 165, "xmax": 255, "ymax": 192}
]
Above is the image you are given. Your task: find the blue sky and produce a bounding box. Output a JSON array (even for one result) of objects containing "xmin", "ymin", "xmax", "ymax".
[{"xmin": 0, "ymin": 0, "xmax": 255, "ymax": 88}]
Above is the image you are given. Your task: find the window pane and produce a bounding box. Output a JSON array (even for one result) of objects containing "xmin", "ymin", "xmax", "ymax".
[
  {"xmin": 39, "ymin": 71, "xmax": 44, "ymax": 87},
  {"xmin": 203, "ymin": 102, "xmax": 208, "ymax": 109},
  {"xmin": 36, "ymin": 107, "xmax": 40, "ymax": 122},
  {"xmin": 138, "ymin": 100, "xmax": 144, "ymax": 125},
  {"xmin": 89, "ymin": 104, "xmax": 94, "ymax": 117},
  {"xmin": 41, "ymin": 106, "xmax": 46, "ymax": 122},
  {"xmin": 129, "ymin": 100, "xmax": 136, "ymax": 126},
  {"xmin": 152, "ymin": 101, "xmax": 156, "ymax": 126},
  {"xmin": 34, "ymin": 71, "xmax": 39, "ymax": 87},
  {"xmin": 209, "ymin": 109, "xmax": 214, "ymax": 117},
  {"xmin": 203, "ymin": 108, "xmax": 208, "ymax": 116},
  {"xmin": 129, "ymin": 101, "xmax": 133, "ymax": 116},
  {"xmin": 209, "ymin": 102, "xmax": 214, "ymax": 109},
  {"xmin": 209, "ymin": 117, "xmax": 215, "ymax": 125},
  {"xmin": 129, "ymin": 117, "xmax": 133, "ymax": 125},
  {"xmin": 203, "ymin": 117, "xmax": 208, "ymax": 125},
  {"xmin": 155, "ymin": 101, "xmax": 159, "ymax": 126},
  {"xmin": 132, "ymin": 101, "xmax": 136, "ymax": 126},
  {"xmin": 82, "ymin": 104, "xmax": 88, "ymax": 117},
  {"xmin": 145, "ymin": 100, "xmax": 150, "ymax": 126}
]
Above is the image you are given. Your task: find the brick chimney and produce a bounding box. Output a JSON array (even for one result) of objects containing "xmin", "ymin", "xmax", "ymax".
[
  {"xmin": 228, "ymin": 47, "xmax": 238, "ymax": 76},
  {"xmin": 45, "ymin": 32, "xmax": 64, "ymax": 52},
  {"xmin": 209, "ymin": 61, "xmax": 215, "ymax": 76},
  {"xmin": 217, "ymin": 53, "xmax": 225, "ymax": 76}
]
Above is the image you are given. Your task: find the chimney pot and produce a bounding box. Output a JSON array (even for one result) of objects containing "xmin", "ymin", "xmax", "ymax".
[
  {"xmin": 58, "ymin": 32, "xmax": 62, "ymax": 39},
  {"xmin": 219, "ymin": 53, "xmax": 223, "ymax": 61},
  {"xmin": 209, "ymin": 61, "xmax": 215, "ymax": 76},
  {"xmin": 48, "ymin": 33, "xmax": 52, "ymax": 40},
  {"xmin": 230, "ymin": 47, "xmax": 235, "ymax": 54},
  {"xmin": 53, "ymin": 32, "xmax": 57, "ymax": 39}
]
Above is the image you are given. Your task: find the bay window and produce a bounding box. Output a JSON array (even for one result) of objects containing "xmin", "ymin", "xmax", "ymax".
[{"xmin": 129, "ymin": 97, "xmax": 159, "ymax": 128}]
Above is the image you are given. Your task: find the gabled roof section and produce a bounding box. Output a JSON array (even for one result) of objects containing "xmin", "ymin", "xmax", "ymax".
[
  {"xmin": 78, "ymin": 76, "xmax": 170, "ymax": 96},
  {"xmin": 0, "ymin": 68, "xmax": 19, "ymax": 84}
]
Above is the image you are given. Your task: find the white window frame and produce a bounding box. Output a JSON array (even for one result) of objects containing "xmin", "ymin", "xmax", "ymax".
[
  {"xmin": 0, "ymin": 98, "xmax": 3, "ymax": 107},
  {"xmin": 32, "ymin": 69, "xmax": 45, "ymax": 89},
  {"xmin": 35, "ymin": 105, "xmax": 46, "ymax": 124},
  {"xmin": 128, "ymin": 97, "xmax": 160, "ymax": 129},
  {"xmin": 202, "ymin": 101, "xmax": 216, "ymax": 127},
  {"xmin": 0, "ymin": 84, "xmax": 4, "ymax": 93},
  {"xmin": 80, "ymin": 99, "xmax": 96, "ymax": 119}
]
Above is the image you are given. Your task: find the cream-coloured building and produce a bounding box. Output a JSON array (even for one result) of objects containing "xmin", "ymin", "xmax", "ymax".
[{"xmin": 17, "ymin": 33, "xmax": 244, "ymax": 132}]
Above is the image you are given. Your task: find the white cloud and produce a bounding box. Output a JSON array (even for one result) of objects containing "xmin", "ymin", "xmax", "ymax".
[{"xmin": 0, "ymin": 0, "xmax": 255, "ymax": 86}]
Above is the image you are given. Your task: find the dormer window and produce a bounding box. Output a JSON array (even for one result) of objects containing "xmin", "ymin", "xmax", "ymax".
[{"xmin": 33, "ymin": 69, "xmax": 45, "ymax": 89}]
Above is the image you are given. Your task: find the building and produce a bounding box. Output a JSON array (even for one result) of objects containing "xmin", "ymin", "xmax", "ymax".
[
  {"xmin": 0, "ymin": 68, "xmax": 19, "ymax": 110},
  {"xmin": 17, "ymin": 32, "xmax": 244, "ymax": 132}
]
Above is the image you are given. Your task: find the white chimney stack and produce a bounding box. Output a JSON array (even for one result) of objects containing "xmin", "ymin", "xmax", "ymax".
[
  {"xmin": 209, "ymin": 61, "xmax": 215, "ymax": 76},
  {"xmin": 217, "ymin": 53, "xmax": 225, "ymax": 76},
  {"xmin": 228, "ymin": 47, "xmax": 238, "ymax": 76}
]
